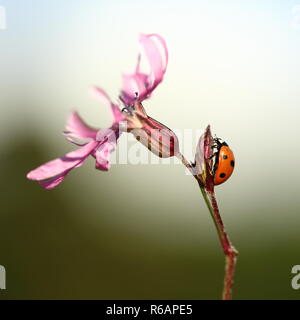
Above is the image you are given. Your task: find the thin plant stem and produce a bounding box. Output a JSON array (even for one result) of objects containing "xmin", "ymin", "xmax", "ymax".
[
  {"xmin": 200, "ymin": 186, "xmax": 238, "ymax": 300},
  {"xmin": 177, "ymin": 152, "xmax": 238, "ymax": 300}
]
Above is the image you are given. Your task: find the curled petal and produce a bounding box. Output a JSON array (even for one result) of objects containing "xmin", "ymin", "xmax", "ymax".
[
  {"xmin": 140, "ymin": 33, "xmax": 168, "ymax": 88},
  {"xmin": 121, "ymin": 73, "xmax": 148, "ymax": 105},
  {"xmin": 39, "ymin": 174, "xmax": 68, "ymax": 190},
  {"xmin": 91, "ymin": 86, "xmax": 114, "ymax": 108},
  {"xmin": 27, "ymin": 141, "xmax": 99, "ymax": 189},
  {"xmin": 121, "ymin": 33, "xmax": 169, "ymax": 105},
  {"xmin": 91, "ymin": 86, "xmax": 124, "ymax": 124},
  {"xmin": 64, "ymin": 111, "xmax": 98, "ymax": 140},
  {"xmin": 65, "ymin": 137, "xmax": 88, "ymax": 147},
  {"xmin": 95, "ymin": 128, "xmax": 120, "ymax": 171}
]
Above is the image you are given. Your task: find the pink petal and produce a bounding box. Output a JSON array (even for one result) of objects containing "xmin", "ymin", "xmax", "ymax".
[
  {"xmin": 27, "ymin": 141, "xmax": 99, "ymax": 186},
  {"xmin": 64, "ymin": 111, "xmax": 98, "ymax": 140},
  {"xmin": 140, "ymin": 33, "xmax": 168, "ymax": 87},
  {"xmin": 111, "ymin": 104, "xmax": 124, "ymax": 124},
  {"xmin": 95, "ymin": 128, "xmax": 120, "ymax": 171},
  {"xmin": 121, "ymin": 73, "xmax": 148, "ymax": 105},
  {"xmin": 90, "ymin": 86, "xmax": 124, "ymax": 124},
  {"xmin": 39, "ymin": 175, "xmax": 67, "ymax": 190},
  {"xmin": 96, "ymin": 128, "xmax": 118, "ymax": 143},
  {"xmin": 90, "ymin": 86, "xmax": 114, "ymax": 108},
  {"xmin": 95, "ymin": 142, "xmax": 116, "ymax": 171},
  {"xmin": 66, "ymin": 137, "xmax": 88, "ymax": 147},
  {"xmin": 121, "ymin": 34, "xmax": 169, "ymax": 104}
]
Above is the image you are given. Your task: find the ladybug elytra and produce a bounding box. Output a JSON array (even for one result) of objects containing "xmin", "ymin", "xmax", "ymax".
[{"xmin": 212, "ymin": 138, "xmax": 235, "ymax": 186}]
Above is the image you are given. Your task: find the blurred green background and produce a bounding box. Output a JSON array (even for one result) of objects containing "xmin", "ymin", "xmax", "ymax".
[{"xmin": 1, "ymin": 0, "xmax": 300, "ymax": 300}]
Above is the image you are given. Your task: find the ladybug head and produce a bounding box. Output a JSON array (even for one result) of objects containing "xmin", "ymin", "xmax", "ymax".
[{"xmin": 213, "ymin": 137, "xmax": 228, "ymax": 148}]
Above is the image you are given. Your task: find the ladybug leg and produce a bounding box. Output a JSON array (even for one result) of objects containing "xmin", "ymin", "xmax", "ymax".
[
  {"xmin": 213, "ymin": 138, "xmax": 223, "ymax": 147},
  {"xmin": 208, "ymin": 152, "xmax": 218, "ymax": 160}
]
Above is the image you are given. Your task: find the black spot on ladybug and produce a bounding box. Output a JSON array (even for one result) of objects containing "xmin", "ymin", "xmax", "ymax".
[
  {"xmin": 220, "ymin": 173, "xmax": 226, "ymax": 178},
  {"xmin": 223, "ymin": 155, "xmax": 228, "ymax": 160},
  {"xmin": 230, "ymin": 160, "xmax": 235, "ymax": 167}
]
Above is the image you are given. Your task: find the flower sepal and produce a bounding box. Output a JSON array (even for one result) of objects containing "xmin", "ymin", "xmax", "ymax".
[
  {"xmin": 122, "ymin": 102, "xmax": 180, "ymax": 158},
  {"xmin": 194, "ymin": 125, "xmax": 215, "ymax": 192}
]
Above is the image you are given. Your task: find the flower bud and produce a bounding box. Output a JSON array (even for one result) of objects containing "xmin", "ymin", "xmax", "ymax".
[{"xmin": 195, "ymin": 125, "xmax": 214, "ymax": 191}]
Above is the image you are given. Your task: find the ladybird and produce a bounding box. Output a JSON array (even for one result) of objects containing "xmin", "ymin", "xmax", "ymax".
[{"xmin": 212, "ymin": 138, "xmax": 235, "ymax": 186}]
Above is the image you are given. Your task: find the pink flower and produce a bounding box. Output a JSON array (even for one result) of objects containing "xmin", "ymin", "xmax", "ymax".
[
  {"xmin": 27, "ymin": 102, "xmax": 123, "ymax": 190},
  {"xmin": 92, "ymin": 33, "xmax": 176, "ymax": 158},
  {"xmin": 27, "ymin": 33, "xmax": 170, "ymax": 189}
]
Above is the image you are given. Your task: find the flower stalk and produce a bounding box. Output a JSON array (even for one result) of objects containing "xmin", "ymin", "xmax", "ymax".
[
  {"xmin": 178, "ymin": 134, "xmax": 238, "ymax": 300},
  {"xmin": 200, "ymin": 186, "xmax": 238, "ymax": 300}
]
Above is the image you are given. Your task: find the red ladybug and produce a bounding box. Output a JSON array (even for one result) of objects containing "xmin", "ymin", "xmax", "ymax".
[{"xmin": 212, "ymin": 138, "xmax": 235, "ymax": 186}]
